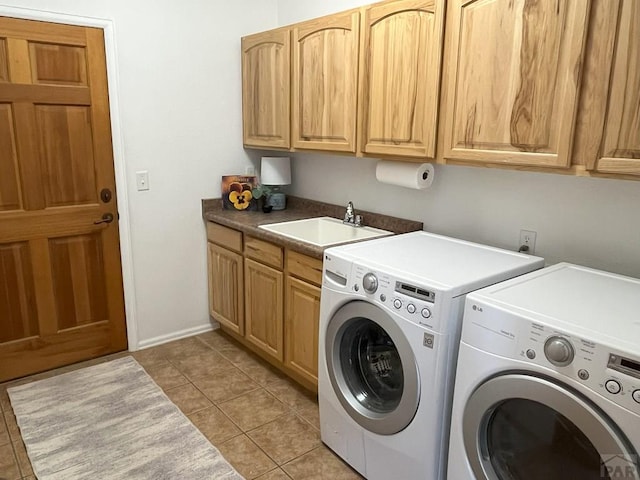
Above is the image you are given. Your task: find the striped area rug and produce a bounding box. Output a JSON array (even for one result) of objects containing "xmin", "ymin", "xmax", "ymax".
[{"xmin": 8, "ymin": 356, "xmax": 243, "ymax": 480}]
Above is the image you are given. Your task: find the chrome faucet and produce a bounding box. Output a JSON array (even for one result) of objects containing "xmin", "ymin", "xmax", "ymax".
[{"xmin": 343, "ymin": 201, "xmax": 363, "ymax": 227}]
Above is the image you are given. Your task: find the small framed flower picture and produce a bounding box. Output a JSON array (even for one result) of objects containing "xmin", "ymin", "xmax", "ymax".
[{"xmin": 221, "ymin": 175, "xmax": 258, "ymax": 211}]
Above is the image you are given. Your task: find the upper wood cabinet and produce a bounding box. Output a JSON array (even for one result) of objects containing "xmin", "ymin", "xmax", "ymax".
[
  {"xmin": 590, "ymin": 0, "xmax": 640, "ymax": 176},
  {"xmin": 292, "ymin": 10, "xmax": 360, "ymax": 152},
  {"xmin": 359, "ymin": 0, "xmax": 445, "ymax": 158},
  {"xmin": 242, "ymin": 28, "xmax": 291, "ymax": 149},
  {"xmin": 442, "ymin": 0, "xmax": 591, "ymax": 168}
]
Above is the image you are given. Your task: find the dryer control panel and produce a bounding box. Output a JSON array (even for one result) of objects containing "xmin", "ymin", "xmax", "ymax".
[
  {"xmin": 461, "ymin": 301, "xmax": 640, "ymax": 412},
  {"xmin": 519, "ymin": 322, "xmax": 640, "ymax": 412}
]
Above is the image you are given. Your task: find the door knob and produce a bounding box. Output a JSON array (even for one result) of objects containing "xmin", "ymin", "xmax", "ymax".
[{"xmin": 94, "ymin": 213, "xmax": 114, "ymax": 225}]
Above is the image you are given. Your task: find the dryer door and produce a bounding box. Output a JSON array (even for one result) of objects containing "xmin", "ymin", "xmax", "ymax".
[
  {"xmin": 325, "ymin": 300, "xmax": 420, "ymax": 435},
  {"xmin": 463, "ymin": 373, "xmax": 639, "ymax": 480}
]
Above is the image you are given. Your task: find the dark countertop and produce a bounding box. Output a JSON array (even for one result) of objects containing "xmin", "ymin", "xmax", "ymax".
[{"xmin": 202, "ymin": 196, "xmax": 423, "ymax": 259}]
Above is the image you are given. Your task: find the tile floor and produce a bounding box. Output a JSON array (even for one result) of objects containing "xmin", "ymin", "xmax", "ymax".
[{"xmin": 0, "ymin": 330, "xmax": 363, "ymax": 480}]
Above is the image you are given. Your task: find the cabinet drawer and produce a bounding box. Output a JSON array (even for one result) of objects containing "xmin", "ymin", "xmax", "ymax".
[
  {"xmin": 207, "ymin": 222, "xmax": 242, "ymax": 252},
  {"xmin": 287, "ymin": 250, "xmax": 323, "ymax": 286},
  {"xmin": 245, "ymin": 236, "xmax": 283, "ymax": 269}
]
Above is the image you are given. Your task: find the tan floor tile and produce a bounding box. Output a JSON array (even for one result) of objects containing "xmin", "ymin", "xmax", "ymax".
[
  {"xmin": 256, "ymin": 467, "xmax": 292, "ymax": 479},
  {"xmin": 218, "ymin": 434, "xmax": 277, "ymax": 479},
  {"xmin": 0, "ymin": 442, "xmax": 20, "ymax": 480},
  {"xmin": 156, "ymin": 336, "xmax": 213, "ymax": 360},
  {"xmin": 196, "ymin": 330, "xmax": 238, "ymax": 351},
  {"xmin": 248, "ymin": 413, "xmax": 321, "ymax": 465},
  {"xmin": 170, "ymin": 350, "xmax": 233, "ymax": 379},
  {"xmin": 218, "ymin": 389, "xmax": 289, "ymax": 431},
  {"xmin": 13, "ymin": 440, "xmax": 33, "ymax": 477},
  {"xmin": 4, "ymin": 411, "xmax": 19, "ymax": 443},
  {"xmin": 296, "ymin": 402, "xmax": 320, "ymax": 431},
  {"xmin": 142, "ymin": 360, "xmax": 189, "ymax": 390},
  {"xmin": 283, "ymin": 445, "xmax": 363, "ymax": 480},
  {"xmin": 0, "ymin": 389, "xmax": 10, "ymax": 413},
  {"xmin": 191, "ymin": 368, "xmax": 260, "ymax": 404},
  {"xmin": 235, "ymin": 356, "xmax": 286, "ymax": 386},
  {"xmin": 131, "ymin": 346, "xmax": 168, "ymax": 368},
  {"xmin": 215, "ymin": 342, "xmax": 258, "ymax": 365},
  {"xmin": 0, "ymin": 417, "xmax": 9, "ymax": 446},
  {"xmin": 188, "ymin": 405, "xmax": 241, "ymax": 444},
  {"xmin": 164, "ymin": 383, "xmax": 212, "ymax": 415},
  {"xmin": 265, "ymin": 377, "xmax": 317, "ymax": 411}
]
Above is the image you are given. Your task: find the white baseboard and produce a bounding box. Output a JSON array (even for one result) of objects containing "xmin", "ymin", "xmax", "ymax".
[{"xmin": 134, "ymin": 321, "xmax": 219, "ymax": 351}]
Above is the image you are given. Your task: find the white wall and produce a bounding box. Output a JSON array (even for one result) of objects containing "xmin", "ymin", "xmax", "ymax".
[
  {"xmin": 2, "ymin": 0, "xmax": 278, "ymax": 347},
  {"xmin": 278, "ymin": 0, "xmax": 640, "ymax": 279}
]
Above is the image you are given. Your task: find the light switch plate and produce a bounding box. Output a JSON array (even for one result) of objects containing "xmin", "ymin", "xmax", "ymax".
[{"xmin": 136, "ymin": 171, "xmax": 149, "ymax": 191}]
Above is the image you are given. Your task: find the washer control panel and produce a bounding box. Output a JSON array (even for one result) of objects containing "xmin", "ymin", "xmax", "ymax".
[{"xmin": 350, "ymin": 264, "xmax": 439, "ymax": 330}]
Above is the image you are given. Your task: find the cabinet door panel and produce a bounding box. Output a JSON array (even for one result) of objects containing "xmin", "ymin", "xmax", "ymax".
[
  {"xmin": 596, "ymin": 0, "xmax": 640, "ymax": 175},
  {"xmin": 242, "ymin": 28, "xmax": 290, "ymax": 149},
  {"xmin": 360, "ymin": 0, "xmax": 445, "ymax": 158},
  {"xmin": 292, "ymin": 10, "xmax": 360, "ymax": 152},
  {"xmin": 245, "ymin": 258, "xmax": 283, "ymax": 361},
  {"xmin": 443, "ymin": 0, "xmax": 590, "ymax": 167},
  {"xmin": 285, "ymin": 277, "xmax": 320, "ymax": 386},
  {"xmin": 208, "ymin": 243, "xmax": 244, "ymax": 335}
]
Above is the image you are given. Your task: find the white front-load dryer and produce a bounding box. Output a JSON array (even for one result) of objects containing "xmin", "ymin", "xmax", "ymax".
[
  {"xmin": 448, "ymin": 263, "xmax": 640, "ymax": 480},
  {"xmin": 318, "ymin": 231, "xmax": 544, "ymax": 480}
]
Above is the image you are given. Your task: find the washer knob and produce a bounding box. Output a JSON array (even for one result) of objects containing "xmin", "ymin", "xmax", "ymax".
[
  {"xmin": 393, "ymin": 299, "xmax": 402, "ymax": 309},
  {"xmin": 632, "ymin": 390, "xmax": 640, "ymax": 404},
  {"xmin": 362, "ymin": 273, "xmax": 378, "ymax": 294},
  {"xmin": 421, "ymin": 308, "xmax": 431, "ymax": 319},
  {"xmin": 407, "ymin": 304, "xmax": 416, "ymax": 314},
  {"xmin": 544, "ymin": 336, "xmax": 574, "ymax": 367}
]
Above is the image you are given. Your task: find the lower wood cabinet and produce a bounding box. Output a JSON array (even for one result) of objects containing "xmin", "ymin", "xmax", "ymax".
[
  {"xmin": 285, "ymin": 276, "xmax": 321, "ymax": 385},
  {"xmin": 206, "ymin": 221, "xmax": 323, "ymax": 391},
  {"xmin": 207, "ymin": 232, "xmax": 244, "ymax": 336},
  {"xmin": 245, "ymin": 258, "xmax": 284, "ymax": 362}
]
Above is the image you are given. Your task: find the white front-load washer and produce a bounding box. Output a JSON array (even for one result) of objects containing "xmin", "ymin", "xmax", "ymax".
[
  {"xmin": 318, "ymin": 231, "xmax": 544, "ymax": 480},
  {"xmin": 448, "ymin": 262, "xmax": 640, "ymax": 480}
]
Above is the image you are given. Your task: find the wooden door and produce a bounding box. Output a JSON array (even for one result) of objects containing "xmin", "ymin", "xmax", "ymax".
[
  {"xmin": 208, "ymin": 242, "xmax": 244, "ymax": 335},
  {"xmin": 592, "ymin": 0, "xmax": 640, "ymax": 176},
  {"xmin": 442, "ymin": 0, "xmax": 590, "ymax": 168},
  {"xmin": 0, "ymin": 17, "xmax": 126, "ymax": 382},
  {"xmin": 359, "ymin": 0, "xmax": 445, "ymax": 158},
  {"xmin": 285, "ymin": 276, "xmax": 320, "ymax": 386},
  {"xmin": 244, "ymin": 258, "xmax": 283, "ymax": 362},
  {"xmin": 292, "ymin": 10, "xmax": 360, "ymax": 152},
  {"xmin": 242, "ymin": 28, "xmax": 291, "ymax": 149}
]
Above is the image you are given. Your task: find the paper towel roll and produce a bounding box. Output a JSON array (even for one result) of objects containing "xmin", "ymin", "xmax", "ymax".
[{"xmin": 375, "ymin": 161, "xmax": 434, "ymax": 189}]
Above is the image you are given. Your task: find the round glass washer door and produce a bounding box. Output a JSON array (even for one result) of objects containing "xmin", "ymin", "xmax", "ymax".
[
  {"xmin": 325, "ymin": 300, "xmax": 420, "ymax": 435},
  {"xmin": 463, "ymin": 373, "xmax": 639, "ymax": 480}
]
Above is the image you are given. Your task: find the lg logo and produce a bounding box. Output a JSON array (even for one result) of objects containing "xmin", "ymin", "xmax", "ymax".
[{"xmin": 472, "ymin": 304, "xmax": 484, "ymax": 312}]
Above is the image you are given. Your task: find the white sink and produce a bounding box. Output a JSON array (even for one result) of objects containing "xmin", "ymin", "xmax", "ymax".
[{"xmin": 258, "ymin": 217, "xmax": 392, "ymax": 247}]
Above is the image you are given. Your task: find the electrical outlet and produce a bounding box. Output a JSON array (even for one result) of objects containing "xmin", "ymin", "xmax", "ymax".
[
  {"xmin": 519, "ymin": 230, "xmax": 537, "ymax": 254},
  {"xmin": 244, "ymin": 165, "xmax": 256, "ymax": 176}
]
